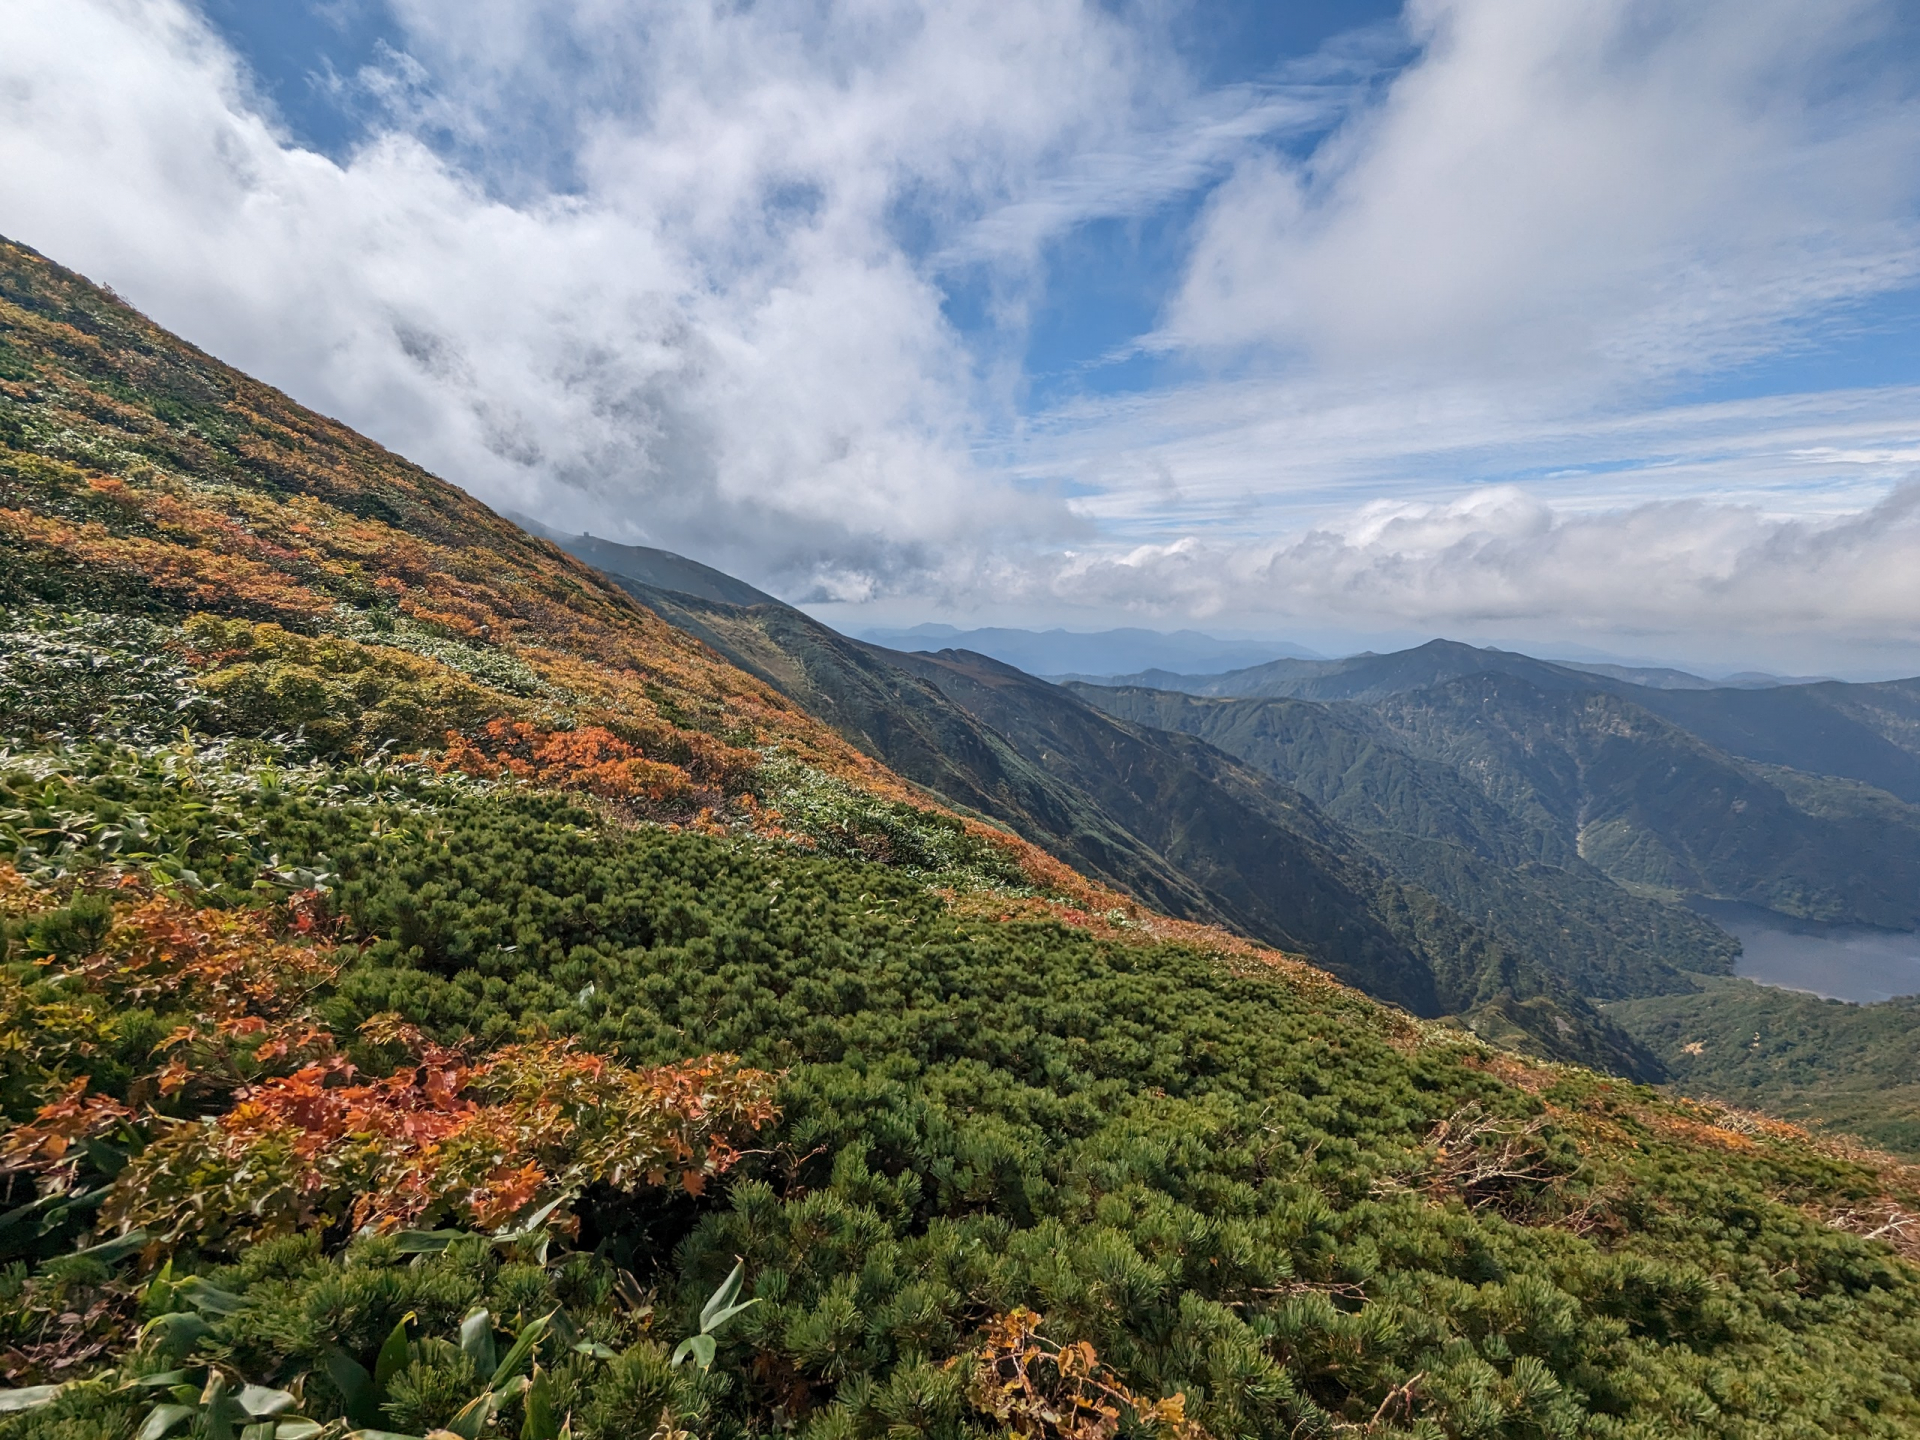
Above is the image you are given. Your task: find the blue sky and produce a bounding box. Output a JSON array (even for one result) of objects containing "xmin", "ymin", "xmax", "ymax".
[
  {"xmin": 199, "ymin": 0, "xmax": 1410, "ymax": 413},
  {"xmin": 5, "ymin": 0, "xmax": 1920, "ymax": 673}
]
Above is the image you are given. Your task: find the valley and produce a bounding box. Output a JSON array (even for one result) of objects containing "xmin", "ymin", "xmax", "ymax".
[{"xmin": 566, "ymin": 538, "xmax": 1920, "ymax": 1164}]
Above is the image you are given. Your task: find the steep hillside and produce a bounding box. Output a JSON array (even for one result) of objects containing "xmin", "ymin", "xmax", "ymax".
[
  {"xmin": 1091, "ymin": 638, "xmax": 1920, "ymax": 803},
  {"xmin": 8, "ymin": 237, "xmax": 1920, "ymax": 1438},
  {"xmin": 1609, "ymin": 978, "xmax": 1920, "ymax": 1158},
  {"xmin": 581, "ymin": 572, "xmax": 1227, "ymax": 924},
  {"xmin": 1623, "ymin": 678, "xmax": 1920, "ymax": 803},
  {"xmin": 573, "ymin": 561, "xmax": 1657, "ymax": 1075},
  {"xmin": 1374, "ymin": 672, "xmax": 1920, "ymax": 928},
  {"xmin": 1073, "ymin": 684, "xmax": 1738, "ymax": 999}
]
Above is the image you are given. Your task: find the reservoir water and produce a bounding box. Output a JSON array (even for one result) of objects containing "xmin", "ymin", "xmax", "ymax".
[{"xmin": 1689, "ymin": 898, "xmax": 1920, "ymax": 1003}]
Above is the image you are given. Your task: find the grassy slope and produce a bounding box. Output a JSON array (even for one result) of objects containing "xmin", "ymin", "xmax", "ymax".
[
  {"xmin": 601, "ymin": 578, "xmax": 1659, "ymax": 1076},
  {"xmin": 1610, "ymin": 978, "xmax": 1920, "ymax": 1159},
  {"xmin": 5, "ymin": 236, "xmax": 1920, "ymax": 1436}
]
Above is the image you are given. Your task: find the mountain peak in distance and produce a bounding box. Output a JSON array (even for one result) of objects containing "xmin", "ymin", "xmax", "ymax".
[{"xmin": 857, "ymin": 623, "xmax": 1321, "ymax": 679}]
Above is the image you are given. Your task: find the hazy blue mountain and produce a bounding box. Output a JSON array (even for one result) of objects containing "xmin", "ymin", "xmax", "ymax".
[
  {"xmin": 1094, "ymin": 638, "xmax": 1590, "ymax": 701},
  {"xmin": 1555, "ymin": 661, "xmax": 1722, "ymax": 689},
  {"xmin": 858, "ymin": 623, "xmax": 1318, "ymax": 678},
  {"xmin": 1554, "ymin": 661, "xmax": 1830, "ymax": 689}
]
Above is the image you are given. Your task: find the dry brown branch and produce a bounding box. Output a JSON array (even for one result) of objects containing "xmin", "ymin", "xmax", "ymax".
[
  {"xmin": 1824, "ymin": 1203, "xmax": 1920, "ymax": 1263},
  {"xmin": 1423, "ymin": 1105, "xmax": 1559, "ymax": 1212},
  {"xmin": 967, "ymin": 1308, "xmax": 1207, "ymax": 1440}
]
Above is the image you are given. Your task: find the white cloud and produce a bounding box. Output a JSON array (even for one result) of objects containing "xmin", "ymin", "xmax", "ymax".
[
  {"xmin": 0, "ymin": 0, "xmax": 1154, "ymax": 590},
  {"xmin": 2, "ymin": 0, "xmax": 1919, "ymax": 666},
  {"xmin": 1164, "ymin": 0, "xmax": 1920, "ymax": 389},
  {"xmin": 983, "ymin": 482, "xmax": 1920, "ymax": 675}
]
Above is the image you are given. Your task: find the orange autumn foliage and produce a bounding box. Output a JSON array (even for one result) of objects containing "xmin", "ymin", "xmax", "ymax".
[
  {"xmin": 104, "ymin": 1037, "xmax": 780, "ymax": 1247},
  {"xmin": 439, "ymin": 718, "xmax": 757, "ymax": 803}
]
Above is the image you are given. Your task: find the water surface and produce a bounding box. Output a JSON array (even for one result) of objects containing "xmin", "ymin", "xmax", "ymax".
[{"xmin": 1690, "ymin": 898, "xmax": 1920, "ymax": 1003}]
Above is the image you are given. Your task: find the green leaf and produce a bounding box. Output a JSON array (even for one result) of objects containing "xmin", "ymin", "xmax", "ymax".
[
  {"xmin": 389, "ymin": 1231, "xmax": 460, "ymax": 1255},
  {"xmin": 489, "ymin": 1311, "xmax": 552, "ymax": 1389},
  {"xmin": 275, "ymin": 1423, "xmax": 324, "ymax": 1440},
  {"xmin": 459, "ymin": 1309, "xmax": 496, "ymax": 1375},
  {"xmin": 701, "ymin": 1297, "xmax": 759, "ymax": 1334},
  {"xmin": 325, "ymin": 1348, "xmax": 376, "ymax": 1428},
  {"xmin": 80, "ymin": 1136, "xmax": 130, "ymax": 1178},
  {"xmin": 142, "ymin": 1311, "xmax": 212, "ymax": 1357},
  {"xmin": 200, "ymin": 1372, "xmax": 244, "ymax": 1440},
  {"xmin": 669, "ymin": 1334, "xmax": 715, "ymax": 1370},
  {"xmin": 175, "ymin": 1277, "xmax": 247, "ymax": 1316},
  {"xmin": 698, "ymin": 1262, "xmax": 745, "ymax": 1332},
  {"xmin": 496, "ymin": 1197, "xmax": 566, "ymax": 1240},
  {"xmin": 570, "ymin": 1342, "xmax": 618, "ymax": 1361},
  {"xmin": 0, "ymin": 1386, "xmax": 63, "ymax": 1414},
  {"xmin": 493, "ymin": 1376, "xmax": 530, "ymax": 1408},
  {"xmin": 443, "ymin": 1392, "xmax": 495, "ymax": 1440},
  {"xmin": 142, "ymin": 1259, "xmax": 177, "ymax": 1314},
  {"xmin": 120, "ymin": 1371, "xmax": 191, "ymax": 1392},
  {"xmin": 520, "ymin": 1366, "xmax": 559, "ymax": 1440},
  {"xmin": 237, "ymin": 1386, "xmax": 298, "ymax": 1419},
  {"xmin": 374, "ymin": 1314, "xmax": 416, "ymax": 1394},
  {"xmin": 135, "ymin": 1403, "xmax": 196, "ymax": 1440},
  {"xmin": 68, "ymin": 1228, "xmax": 146, "ymax": 1265}
]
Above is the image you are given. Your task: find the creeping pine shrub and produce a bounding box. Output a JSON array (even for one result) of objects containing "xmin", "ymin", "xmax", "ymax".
[
  {"xmin": 755, "ymin": 753, "xmax": 1029, "ymax": 889},
  {"xmin": 2, "ymin": 748, "xmax": 1920, "ymax": 1439}
]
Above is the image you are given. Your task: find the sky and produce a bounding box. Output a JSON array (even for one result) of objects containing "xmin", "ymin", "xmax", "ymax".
[{"xmin": 3, "ymin": 1, "xmax": 1920, "ymax": 675}]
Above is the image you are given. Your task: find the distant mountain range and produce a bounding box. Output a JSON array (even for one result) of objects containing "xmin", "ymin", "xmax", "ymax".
[{"xmin": 859, "ymin": 623, "xmax": 1320, "ymax": 678}]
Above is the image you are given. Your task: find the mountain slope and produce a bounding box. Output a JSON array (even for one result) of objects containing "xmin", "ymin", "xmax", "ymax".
[
  {"xmin": 1102, "ymin": 638, "xmax": 1592, "ymax": 702},
  {"xmin": 1622, "ymin": 677, "xmax": 1920, "ymax": 802},
  {"xmin": 1098, "ymin": 637, "xmax": 1920, "ymax": 802},
  {"xmin": 1373, "ymin": 671, "xmax": 1920, "ymax": 927},
  {"xmin": 1608, "ymin": 977, "xmax": 1920, "ymax": 1158},
  {"xmin": 566, "ymin": 559, "xmax": 1662, "ymax": 1075},
  {"xmin": 1072, "ymin": 683, "xmax": 1739, "ymax": 998},
  {"xmin": 7, "ymin": 235, "xmax": 1920, "ymax": 1439},
  {"xmin": 582, "ymin": 569, "xmax": 1228, "ymax": 927}
]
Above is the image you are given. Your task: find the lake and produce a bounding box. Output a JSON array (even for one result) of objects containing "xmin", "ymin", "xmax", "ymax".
[{"xmin": 1689, "ymin": 898, "xmax": 1920, "ymax": 1003}]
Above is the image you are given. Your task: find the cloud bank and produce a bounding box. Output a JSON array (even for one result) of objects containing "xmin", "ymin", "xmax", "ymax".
[{"xmin": 1, "ymin": 0, "xmax": 1918, "ymax": 664}]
